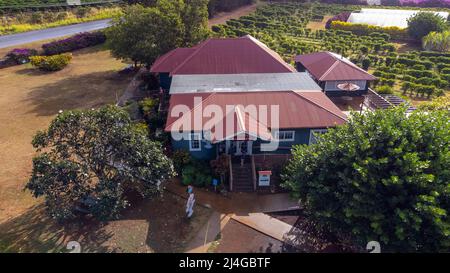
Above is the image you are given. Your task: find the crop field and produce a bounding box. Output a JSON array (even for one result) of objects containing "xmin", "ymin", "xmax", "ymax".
[
  {"xmin": 212, "ymin": 2, "xmax": 450, "ymax": 103},
  {"xmin": 0, "ymin": 0, "xmax": 115, "ymax": 8}
]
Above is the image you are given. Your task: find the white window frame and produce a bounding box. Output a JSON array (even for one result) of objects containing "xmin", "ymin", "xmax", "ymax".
[
  {"xmin": 275, "ymin": 130, "xmax": 295, "ymax": 141},
  {"xmin": 309, "ymin": 129, "xmax": 328, "ymax": 144},
  {"xmin": 189, "ymin": 133, "xmax": 202, "ymax": 151}
]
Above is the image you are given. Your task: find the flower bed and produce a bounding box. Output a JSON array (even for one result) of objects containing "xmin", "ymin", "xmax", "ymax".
[
  {"xmin": 30, "ymin": 53, "xmax": 72, "ymax": 71},
  {"xmin": 42, "ymin": 32, "xmax": 106, "ymax": 55}
]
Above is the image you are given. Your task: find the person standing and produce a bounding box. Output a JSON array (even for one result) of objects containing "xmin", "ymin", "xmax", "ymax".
[{"xmin": 186, "ymin": 185, "xmax": 195, "ymax": 218}]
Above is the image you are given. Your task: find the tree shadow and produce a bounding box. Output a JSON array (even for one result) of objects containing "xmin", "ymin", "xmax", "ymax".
[
  {"xmin": 120, "ymin": 192, "xmax": 213, "ymax": 253},
  {"xmin": 0, "ymin": 204, "xmax": 116, "ymax": 253},
  {"xmin": 21, "ymin": 71, "xmax": 132, "ymax": 116},
  {"xmin": 0, "ymin": 191, "xmax": 212, "ymax": 253}
]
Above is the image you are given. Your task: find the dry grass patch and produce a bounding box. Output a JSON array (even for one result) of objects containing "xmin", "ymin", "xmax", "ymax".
[
  {"xmin": 306, "ymin": 16, "xmax": 333, "ymax": 31},
  {"xmin": 0, "ymin": 44, "xmax": 133, "ymax": 223}
]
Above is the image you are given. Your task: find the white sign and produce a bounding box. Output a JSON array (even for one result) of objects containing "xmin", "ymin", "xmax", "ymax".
[{"xmin": 258, "ymin": 171, "xmax": 272, "ymax": 187}]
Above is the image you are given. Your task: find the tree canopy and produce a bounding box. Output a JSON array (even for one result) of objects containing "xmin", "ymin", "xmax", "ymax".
[
  {"xmin": 407, "ymin": 12, "xmax": 447, "ymax": 41},
  {"xmin": 26, "ymin": 105, "xmax": 174, "ymax": 221},
  {"xmin": 106, "ymin": 0, "xmax": 209, "ymax": 66},
  {"xmin": 282, "ymin": 107, "xmax": 450, "ymax": 252}
]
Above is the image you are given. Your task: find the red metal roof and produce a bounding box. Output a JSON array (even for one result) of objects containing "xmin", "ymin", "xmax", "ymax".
[
  {"xmin": 150, "ymin": 48, "xmax": 196, "ymax": 73},
  {"xmin": 295, "ymin": 52, "xmax": 377, "ymax": 81},
  {"xmin": 165, "ymin": 91, "xmax": 347, "ymax": 141},
  {"xmin": 151, "ymin": 35, "xmax": 296, "ymax": 75}
]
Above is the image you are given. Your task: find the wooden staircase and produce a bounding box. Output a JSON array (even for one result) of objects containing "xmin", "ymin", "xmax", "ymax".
[{"xmin": 231, "ymin": 156, "xmax": 254, "ymax": 192}]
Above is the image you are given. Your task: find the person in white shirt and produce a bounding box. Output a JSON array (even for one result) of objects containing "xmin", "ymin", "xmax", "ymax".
[{"xmin": 186, "ymin": 185, "xmax": 195, "ymax": 218}]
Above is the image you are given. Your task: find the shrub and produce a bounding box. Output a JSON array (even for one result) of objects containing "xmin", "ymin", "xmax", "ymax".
[
  {"xmin": 376, "ymin": 85, "xmax": 394, "ymax": 94},
  {"xmin": 139, "ymin": 98, "xmax": 159, "ymax": 120},
  {"xmin": 407, "ymin": 12, "xmax": 447, "ymax": 41},
  {"xmin": 30, "ymin": 53, "xmax": 72, "ymax": 71},
  {"xmin": 330, "ymin": 21, "xmax": 409, "ymax": 40},
  {"xmin": 42, "ymin": 32, "xmax": 106, "ymax": 55},
  {"xmin": 172, "ymin": 150, "xmax": 191, "ymax": 176},
  {"xmin": 361, "ymin": 58, "xmax": 371, "ymax": 70},
  {"xmin": 423, "ymin": 31, "xmax": 450, "ymax": 52},
  {"xmin": 182, "ymin": 160, "xmax": 213, "ymax": 187},
  {"xmin": 5, "ymin": 48, "xmax": 38, "ymax": 64}
]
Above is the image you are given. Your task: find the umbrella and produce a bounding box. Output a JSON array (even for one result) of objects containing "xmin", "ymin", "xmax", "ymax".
[{"xmin": 337, "ymin": 82, "xmax": 360, "ymax": 91}]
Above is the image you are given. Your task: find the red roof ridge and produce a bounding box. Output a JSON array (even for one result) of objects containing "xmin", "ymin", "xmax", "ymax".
[
  {"xmin": 319, "ymin": 59, "xmax": 340, "ymax": 81},
  {"xmin": 292, "ymin": 90, "xmax": 348, "ymax": 122},
  {"xmin": 151, "ymin": 49, "xmax": 177, "ymax": 71},
  {"xmin": 325, "ymin": 51, "xmax": 375, "ymax": 78},
  {"xmin": 244, "ymin": 35, "xmax": 296, "ymax": 73},
  {"xmin": 170, "ymin": 38, "xmax": 212, "ymax": 76}
]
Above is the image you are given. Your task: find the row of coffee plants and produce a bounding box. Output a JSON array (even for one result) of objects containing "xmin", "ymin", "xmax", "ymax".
[{"xmin": 213, "ymin": 2, "xmax": 449, "ymax": 99}]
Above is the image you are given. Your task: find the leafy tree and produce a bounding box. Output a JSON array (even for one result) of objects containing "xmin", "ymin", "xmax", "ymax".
[
  {"xmin": 106, "ymin": 1, "xmax": 209, "ymax": 66},
  {"xmin": 106, "ymin": 4, "xmax": 184, "ymax": 66},
  {"xmin": 407, "ymin": 12, "xmax": 447, "ymax": 41},
  {"xmin": 282, "ymin": 107, "xmax": 450, "ymax": 252},
  {"xmin": 26, "ymin": 105, "xmax": 174, "ymax": 221},
  {"xmin": 182, "ymin": 0, "xmax": 210, "ymax": 45}
]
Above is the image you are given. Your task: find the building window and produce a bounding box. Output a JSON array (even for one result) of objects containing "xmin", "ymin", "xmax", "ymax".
[
  {"xmin": 189, "ymin": 133, "xmax": 201, "ymax": 151},
  {"xmin": 275, "ymin": 131, "xmax": 295, "ymax": 141},
  {"xmin": 309, "ymin": 129, "xmax": 328, "ymax": 144}
]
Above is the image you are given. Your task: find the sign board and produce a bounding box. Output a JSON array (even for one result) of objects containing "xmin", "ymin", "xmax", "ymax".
[{"xmin": 258, "ymin": 171, "xmax": 272, "ymax": 187}]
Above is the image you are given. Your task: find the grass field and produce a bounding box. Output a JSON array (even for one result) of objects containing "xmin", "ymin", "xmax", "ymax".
[{"xmin": 0, "ymin": 44, "xmax": 132, "ymax": 224}]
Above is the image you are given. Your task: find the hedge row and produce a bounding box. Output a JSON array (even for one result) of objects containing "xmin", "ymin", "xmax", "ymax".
[
  {"xmin": 330, "ymin": 21, "xmax": 409, "ymax": 40},
  {"xmin": 42, "ymin": 31, "xmax": 106, "ymax": 55}
]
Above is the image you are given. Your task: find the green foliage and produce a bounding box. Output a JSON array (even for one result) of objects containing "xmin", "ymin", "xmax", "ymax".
[
  {"xmin": 282, "ymin": 107, "xmax": 450, "ymax": 252},
  {"xmin": 0, "ymin": 7, "xmax": 122, "ymax": 35},
  {"xmin": 182, "ymin": 159, "xmax": 213, "ymax": 187},
  {"xmin": 106, "ymin": 1, "xmax": 210, "ymax": 65},
  {"xmin": 138, "ymin": 97, "xmax": 159, "ymax": 120},
  {"xmin": 418, "ymin": 96, "xmax": 450, "ymax": 111},
  {"xmin": 407, "ymin": 12, "xmax": 447, "ymax": 41},
  {"xmin": 423, "ymin": 31, "xmax": 450, "ymax": 52},
  {"xmin": 376, "ymin": 85, "xmax": 394, "ymax": 94},
  {"xmin": 25, "ymin": 105, "xmax": 175, "ymax": 221},
  {"xmin": 330, "ymin": 21, "xmax": 408, "ymax": 40},
  {"xmin": 172, "ymin": 149, "xmax": 191, "ymax": 175},
  {"xmin": 30, "ymin": 53, "xmax": 72, "ymax": 71},
  {"xmin": 106, "ymin": 4, "xmax": 183, "ymax": 66}
]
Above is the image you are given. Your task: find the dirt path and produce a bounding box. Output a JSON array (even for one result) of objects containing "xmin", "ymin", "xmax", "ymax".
[
  {"xmin": 0, "ymin": 46, "xmax": 132, "ymax": 223},
  {"xmin": 208, "ymin": 2, "xmax": 262, "ymax": 27}
]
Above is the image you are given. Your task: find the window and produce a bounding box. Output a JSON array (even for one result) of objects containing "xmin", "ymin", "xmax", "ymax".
[
  {"xmin": 275, "ymin": 131, "xmax": 295, "ymax": 141},
  {"xmin": 189, "ymin": 133, "xmax": 201, "ymax": 151},
  {"xmin": 309, "ymin": 129, "xmax": 328, "ymax": 144}
]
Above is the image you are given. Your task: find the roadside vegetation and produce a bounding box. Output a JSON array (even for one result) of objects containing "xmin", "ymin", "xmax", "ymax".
[{"xmin": 0, "ymin": 5, "xmax": 121, "ymax": 35}]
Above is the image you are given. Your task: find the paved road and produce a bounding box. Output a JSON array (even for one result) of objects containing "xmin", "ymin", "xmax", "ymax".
[{"xmin": 0, "ymin": 19, "xmax": 111, "ymax": 49}]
